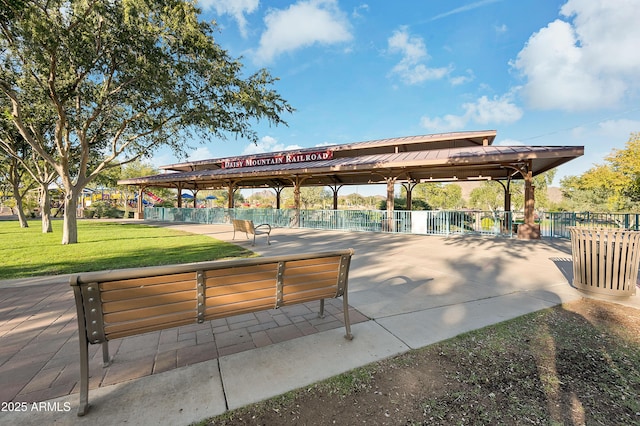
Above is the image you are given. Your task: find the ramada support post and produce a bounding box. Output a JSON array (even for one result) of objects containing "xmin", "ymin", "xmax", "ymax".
[
  {"xmin": 176, "ymin": 183, "xmax": 184, "ymax": 208},
  {"xmin": 273, "ymin": 185, "xmax": 284, "ymax": 209},
  {"xmin": 290, "ymin": 176, "xmax": 308, "ymax": 227},
  {"xmin": 385, "ymin": 177, "xmax": 396, "ymax": 232},
  {"xmin": 225, "ymin": 181, "xmax": 238, "ymax": 209},
  {"xmin": 496, "ymin": 178, "xmax": 512, "ymax": 233},
  {"xmin": 401, "ymin": 181, "xmax": 417, "ymax": 211},
  {"xmin": 504, "ymin": 188, "xmax": 511, "ymax": 213},
  {"xmin": 135, "ymin": 186, "xmax": 145, "ymax": 219},
  {"xmin": 329, "ymin": 184, "xmax": 342, "ymax": 210},
  {"xmin": 517, "ymin": 161, "xmax": 540, "ymax": 239}
]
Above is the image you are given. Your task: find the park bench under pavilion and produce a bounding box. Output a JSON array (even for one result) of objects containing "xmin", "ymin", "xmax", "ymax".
[{"xmin": 118, "ymin": 130, "xmax": 583, "ymax": 239}]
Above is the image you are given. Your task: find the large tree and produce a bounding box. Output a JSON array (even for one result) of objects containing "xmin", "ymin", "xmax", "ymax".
[
  {"xmin": 0, "ymin": 112, "xmax": 58, "ymax": 232},
  {"xmin": 1, "ymin": 150, "xmax": 37, "ymax": 227},
  {"xmin": 413, "ymin": 183, "xmax": 463, "ymax": 210},
  {"xmin": 469, "ymin": 182, "xmax": 503, "ymax": 212},
  {"xmin": 0, "ymin": 0, "xmax": 292, "ymax": 244},
  {"xmin": 607, "ymin": 132, "xmax": 640, "ymax": 203},
  {"xmin": 560, "ymin": 133, "xmax": 640, "ymax": 212}
]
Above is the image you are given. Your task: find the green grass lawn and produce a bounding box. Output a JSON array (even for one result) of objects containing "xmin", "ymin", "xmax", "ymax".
[{"xmin": 0, "ymin": 220, "xmax": 253, "ymax": 280}]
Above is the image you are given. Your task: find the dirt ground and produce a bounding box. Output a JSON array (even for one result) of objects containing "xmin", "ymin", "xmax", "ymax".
[{"xmin": 208, "ymin": 298, "xmax": 640, "ymax": 426}]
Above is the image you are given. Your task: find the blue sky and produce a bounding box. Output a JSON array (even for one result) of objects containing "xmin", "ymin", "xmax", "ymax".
[{"xmin": 154, "ymin": 0, "xmax": 640, "ymax": 195}]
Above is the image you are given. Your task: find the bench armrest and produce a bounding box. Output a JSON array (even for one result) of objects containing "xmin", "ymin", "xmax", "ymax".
[{"xmin": 254, "ymin": 223, "xmax": 271, "ymax": 233}]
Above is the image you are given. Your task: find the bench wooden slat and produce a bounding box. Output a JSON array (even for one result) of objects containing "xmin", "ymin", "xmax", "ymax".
[
  {"xmin": 205, "ymin": 263, "xmax": 278, "ymax": 278},
  {"xmin": 287, "ymin": 256, "xmax": 340, "ymax": 268},
  {"xmin": 284, "ymin": 257, "xmax": 341, "ymax": 268},
  {"xmin": 99, "ymin": 272, "xmax": 197, "ymax": 291},
  {"xmin": 101, "ymin": 281, "xmax": 196, "ymax": 302},
  {"xmin": 205, "ymin": 270, "xmax": 278, "ymax": 286},
  {"xmin": 104, "ymin": 300, "xmax": 197, "ymax": 324},
  {"xmin": 284, "ymin": 279, "xmax": 339, "ymax": 293},
  {"xmin": 206, "ymin": 279, "xmax": 276, "ymax": 297},
  {"xmin": 206, "ymin": 288, "xmax": 276, "ymax": 306},
  {"xmin": 283, "ymin": 270, "xmax": 340, "ymax": 286},
  {"xmin": 102, "ymin": 290, "xmax": 197, "ymax": 314},
  {"xmin": 285, "ymin": 264, "xmax": 340, "ymax": 277}
]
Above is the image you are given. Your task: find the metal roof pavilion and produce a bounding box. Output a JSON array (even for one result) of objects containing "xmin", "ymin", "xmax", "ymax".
[
  {"xmin": 119, "ymin": 130, "xmax": 583, "ymax": 238},
  {"xmin": 119, "ymin": 130, "xmax": 584, "ymax": 190}
]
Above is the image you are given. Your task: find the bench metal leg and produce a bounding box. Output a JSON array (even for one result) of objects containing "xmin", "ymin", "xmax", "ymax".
[
  {"xmin": 102, "ymin": 342, "xmax": 112, "ymax": 367},
  {"xmin": 77, "ymin": 334, "xmax": 90, "ymax": 416},
  {"xmin": 342, "ymin": 294, "xmax": 353, "ymax": 341},
  {"xmin": 318, "ymin": 299, "xmax": 325, "ymax": 318}
]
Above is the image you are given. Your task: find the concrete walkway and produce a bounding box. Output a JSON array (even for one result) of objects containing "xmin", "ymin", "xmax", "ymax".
[{"xmin": 1, "ymin": 223, "xmax": 638, "ymax": 425}]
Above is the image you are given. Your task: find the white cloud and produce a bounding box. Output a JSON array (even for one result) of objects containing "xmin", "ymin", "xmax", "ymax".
[
  {"xmin": 494, "ymin": 23, "xmax": 508, "ymax": 34},
  {"xmin": 314, "ymin": 141, "xmax": 336, "ymax": 147},
  {"xmin": 420, "ymin": 95, "xmax": 523, "ymax": 132},
  {"xmin": 511, "ymin": 0, "xmax": 640, "ymax": 111},
  {"xmin": 242, "ymin": 136, "xmax": 303, "ymax": 154},
  {"xmin": 467, "ymin": 95, "xmax": 523, "ymax": 124},
  {"xmin": 449, "ymin": 69, "xmax": 475, "ymax": 86},
  {"xmin": 254, "ymin": 0, "xmax": 352, "ymax": 64},
  {"xmin": 352, "ymin": 4, "xmax": 369, "ymax": 19},
  {"xmin": 199, "ymin": 0, "xmax": 259, "ymax": 38},
  {"xmin": 149, "ymin": 152, "xmax": 178, "ymax": 169},
  {"xmin": 420, "ymin": 114, "xmax": 468, "ymax": 133},
  {"xmin": 494, "ymin": 138, "xmax": 524, "ymax": 146},
  {"xmin": 187, "ymin": 147, "xmax": 214, "ymax": 161},
  {"xmin": 570, "ymin": 126, "xmax": 587, "ymax": 139},
  {"xmin": 596, "ymin": 119, "xmax": 640, "ymax": 141},
  {"xmin": 387, "ymin": 27, "xmax": 450, "ymax": 85}
]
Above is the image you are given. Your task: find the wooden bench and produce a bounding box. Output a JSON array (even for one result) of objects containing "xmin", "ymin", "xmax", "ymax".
[
  {"xmin": 232, "ymin": 219, "xmax": 271, "ymax": 245},
  {"xmin": 69, "ymin": 249, "xmax": 354, "ymax": 416}
]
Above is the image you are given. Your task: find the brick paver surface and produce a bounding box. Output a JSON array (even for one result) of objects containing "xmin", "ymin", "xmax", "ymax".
[{"xmin": 0, "ymin": 280, "xmax": 368, "ymax": 403}]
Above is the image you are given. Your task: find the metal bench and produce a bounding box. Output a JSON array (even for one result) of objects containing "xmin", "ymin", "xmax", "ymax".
[
  {"xmin": 232, "ymin": 219, "xmax": 271, "ymax": 246},
  {"xmin": 69, "ymin": 249, "xmax": 355, "ymax": 416}
]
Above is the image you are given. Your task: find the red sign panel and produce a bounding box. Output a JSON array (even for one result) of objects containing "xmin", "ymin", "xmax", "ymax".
[{"xmin": 221, "ymin": 150, "xmax": 333, "ymax": 169}]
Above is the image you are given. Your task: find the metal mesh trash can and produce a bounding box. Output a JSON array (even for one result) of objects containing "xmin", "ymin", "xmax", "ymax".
[{"xmin": 569, "ymin": 227, "xmax": 640, "ymax": 297}]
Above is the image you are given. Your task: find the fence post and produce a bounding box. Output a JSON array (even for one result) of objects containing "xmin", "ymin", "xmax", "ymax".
[{"xmin": 446, "ymin": 211, "xmax": 450, "ymax": 235}]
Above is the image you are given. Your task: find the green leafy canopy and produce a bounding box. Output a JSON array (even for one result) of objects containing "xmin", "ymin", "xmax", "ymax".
[{"xmin": 0, "ymin": 0, "xmax": 293, "ymax": 243}]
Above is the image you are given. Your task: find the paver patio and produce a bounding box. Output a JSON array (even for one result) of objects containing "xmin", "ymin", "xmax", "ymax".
[
  {"xmin": 1, "ymin": 221, "xmax": 638, "ymax": 425},
  {"xmin": 0, "ymin": 274, "xmax": 367, "ymax": 404}
]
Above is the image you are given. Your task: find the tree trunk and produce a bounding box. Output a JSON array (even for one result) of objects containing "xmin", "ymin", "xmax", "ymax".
[
  {"xmin": 10, "ymin": 175, "xmax": 29, "ymax": 227},
  {"xmin": 62, "ymin": 190, "xmax": 79, "ymax": 244},
  {"xmin": 123, "ymin": 190, "xmax": 131, "ymax": 218},
  {"xmin": 39, "ymin": 184, "xmax": 53, "ymax": 233},
  {"xmin": 13, "ymin": 191, "xmax": 29, "ymax": 228}
]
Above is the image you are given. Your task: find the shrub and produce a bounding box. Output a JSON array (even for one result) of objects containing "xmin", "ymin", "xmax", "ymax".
[
  {"xmin": 91, "ymin": 201, "xmax": 120, "ymax": 218},
  {"xmin": 481, "ymin": 217, "xmax": 495, "ymax": 230}
]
